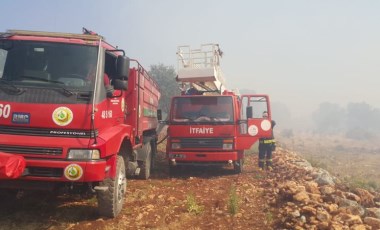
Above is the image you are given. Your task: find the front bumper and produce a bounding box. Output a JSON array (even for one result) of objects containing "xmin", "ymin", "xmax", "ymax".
[
  {"xmin": 167, "ymin": 151, "xmax": 239, "ymax": 166},
  {"xmin": 17, "ymin": 159, "xmax": 107, "ymax": 182}
]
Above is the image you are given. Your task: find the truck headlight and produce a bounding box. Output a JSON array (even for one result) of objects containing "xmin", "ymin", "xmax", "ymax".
[
  {"xmin": 68, "ymin": 149, "xmax": 100, "ymax": 160},
  {"xmin": 171, "ymin": 143, "xmax": 181, "ymax": 149},
  {"xmin": 223, "ymin": 139, "xmax": 234, "ymax": 150},
  {"xmin": 223, "ymin": 143, "xmax": 233, "ymax": 150}
]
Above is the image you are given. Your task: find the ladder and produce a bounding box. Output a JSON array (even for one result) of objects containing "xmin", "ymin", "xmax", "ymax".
[{"xmin": 176, "ymin": 44, "xmax": 226, "ymax": 94}]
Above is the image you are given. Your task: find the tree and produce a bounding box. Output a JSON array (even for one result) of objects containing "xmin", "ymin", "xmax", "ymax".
[
  {"xmin": 345, "ymin": 102, "xmax": 373, "ymax": 131},
  {"xmin": 345, "ymin": 102, "xmax": 377, "ymax": 140},
  {"xmin": 312, "ymin": 101, "xmax": 380, "ymax": 139},
  {"xmin": 149, "ymin": 64, "xmax": 181, "ymax": 118},
  {"xmin": 312, "ymin": 102, "xmax": 345, "ymax": 134}
]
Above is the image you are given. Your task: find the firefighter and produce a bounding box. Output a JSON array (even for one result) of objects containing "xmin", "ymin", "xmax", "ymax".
[{"xmin": 258, "ymin": 111, "xmax": 276, "ymax": 170}]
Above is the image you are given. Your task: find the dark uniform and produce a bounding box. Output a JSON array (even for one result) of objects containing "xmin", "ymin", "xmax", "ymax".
[{"xmin": 258, "ymin": 119, "xmax": 276, "ymax": 170}]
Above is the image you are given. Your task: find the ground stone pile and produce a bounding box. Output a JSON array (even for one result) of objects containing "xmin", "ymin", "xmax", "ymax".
[{"xmin": 265, "ymin": 148, "xmax": 380, "ymax": 229}]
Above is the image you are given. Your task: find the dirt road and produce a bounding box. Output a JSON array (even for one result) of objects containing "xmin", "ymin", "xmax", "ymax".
[{"xmin": 0, "ymin": 149, "xmax": 278, "ymax": 230}]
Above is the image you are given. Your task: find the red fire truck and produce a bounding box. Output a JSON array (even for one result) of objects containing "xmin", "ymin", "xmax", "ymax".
[
  {"xmin": 0, "ymin": 29, "xmax": 160, "ymax": 217},
  {"xmin": 165, "ymin": 44, "xmax": 273, "ymax": 174}
]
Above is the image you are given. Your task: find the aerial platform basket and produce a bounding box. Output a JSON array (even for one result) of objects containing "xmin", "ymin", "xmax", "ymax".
[{"xmin": 176, "ymin": 44, "xmax": 226, "ymax": 94}]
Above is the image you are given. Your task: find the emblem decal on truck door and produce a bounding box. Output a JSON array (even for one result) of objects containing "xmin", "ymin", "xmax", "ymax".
[
  {"xmin": 261, "ymin": 120, "xmax": 271, "ymax": 131},
  {"xmin": 248, "ymin": 125, "xmax": 259, "ymax": 136},
  {"xmin": 52, "ymin": 107, "xmax": 73, "ymax": 126}
]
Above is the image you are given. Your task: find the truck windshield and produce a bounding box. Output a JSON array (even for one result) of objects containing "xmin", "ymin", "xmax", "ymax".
[
  {"xmin": 0, "ymin": 40, "xmax": 98, "ymax": 90},
  {"xmin": 171, "ymin": 96, "xmax": 234, "ymax": 123}
]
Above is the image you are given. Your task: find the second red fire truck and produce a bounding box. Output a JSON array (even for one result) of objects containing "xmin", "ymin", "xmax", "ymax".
[{"xmin": 165, "ymin": 44, "xmax": 273, "ymax": 174}]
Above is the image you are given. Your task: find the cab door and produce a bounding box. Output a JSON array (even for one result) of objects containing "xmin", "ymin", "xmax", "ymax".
[{"xmin": 236, "ymin": 94, "xmax": 273, "ymax": 149}]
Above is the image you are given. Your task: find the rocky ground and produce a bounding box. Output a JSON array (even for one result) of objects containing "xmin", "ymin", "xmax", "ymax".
[
  {"xmin": 267, "ymin": 148, "xmax": 380, "ymax": 229},
  {"xmin": 1, "ymin": 145, "xmax": 380, "ymax": 229}
]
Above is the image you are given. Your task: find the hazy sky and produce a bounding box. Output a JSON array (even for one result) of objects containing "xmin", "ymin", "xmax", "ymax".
[{"xmin": 1, "ymin": 0, "xmax": 380, "ymax": 119}]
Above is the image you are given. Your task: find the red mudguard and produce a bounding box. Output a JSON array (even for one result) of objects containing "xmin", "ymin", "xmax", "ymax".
[{"xmin": 0, "ymin": 152, "xmax": 26, "ymax": 179}]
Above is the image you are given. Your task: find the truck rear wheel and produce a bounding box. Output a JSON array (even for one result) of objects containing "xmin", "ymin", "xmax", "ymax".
[
  {"xmin": 138, "ymin": 143, "xmax": 152, "ymax": 180},
  {"xmin": 97, "ymin": 155, "xmax": 126, "ymax": 218},
  {"xmin": 150, "ymin": 140, "xmax": 157, "ymax": 172}
]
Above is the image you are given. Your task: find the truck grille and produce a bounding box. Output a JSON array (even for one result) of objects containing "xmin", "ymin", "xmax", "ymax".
[
  {"xmin": 27, "ymin": 167, "xmax": 63, "ymax": 177},
  {"xmin": 180, "ymin": 138, "xmax": 223, "ymax": 149},
  {"xmin": 0, "ymin": 145, "xmax": 63, "ymax": 156},
  {"xmin": 0, "ymin": 126, "xmax": 96, "ymax": 138}
]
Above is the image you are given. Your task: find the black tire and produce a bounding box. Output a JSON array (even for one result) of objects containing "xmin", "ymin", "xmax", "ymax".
[
  {"xmin": 168, "ymin": 164, "xmax": 176, "ymax": 177},
  {"xmin": 138, "ymin": 143, "xmax": 152, "ymax": 180},
  {"xmin": 234, "ymin": 158, "xmax": 243, "ymax": 174},
  {"xmin": 97, "ymin": 156, "xmax": 127, "ymax": 218},
  {"xmin": 150, "ymin": 140, "xmax": 157, "ymax": 172},
  {"xmin": 169, "ymin": 164, "xmax": 181, "ymax": 177}
]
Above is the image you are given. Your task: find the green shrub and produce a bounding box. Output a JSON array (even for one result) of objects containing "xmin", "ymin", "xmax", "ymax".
[
  {"xmin": 186, "ymin": 194, "xmax": 204, "ymax": 215},
  {"xmin": 228, "ymin": 186, "xmax": 240, "ymax": 215}
]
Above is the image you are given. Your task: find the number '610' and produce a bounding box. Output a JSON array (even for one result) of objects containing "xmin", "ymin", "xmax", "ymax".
[{"xmin": 0, "ymin": 104, "xmax": 11, "ymax": 118}]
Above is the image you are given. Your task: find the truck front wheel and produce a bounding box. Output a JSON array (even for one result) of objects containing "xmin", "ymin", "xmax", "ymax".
[
  {"xmin": 168, "ymin": 164, "xmax": 177, "ymax": 177},
  {"xmin": 97, "ymin": 155, "xmax": 126, "ymax": 218},
  {"xmin": 234, "ymin": 158, "xmax": 243, "ymax": 174}
]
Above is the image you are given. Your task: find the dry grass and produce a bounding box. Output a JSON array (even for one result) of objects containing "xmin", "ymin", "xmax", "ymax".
[{"xmin": 278, "ymin": 131, "xmax": 380, "ymax": 191}]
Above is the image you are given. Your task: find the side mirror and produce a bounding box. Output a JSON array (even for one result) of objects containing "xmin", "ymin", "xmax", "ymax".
[
  {"xmin": 113, "ymin": 79, "xmax": 128, "ymax": 90},
  {"xmin": 105, "ymin": 85, "xmax": 114, "ymax": 98},
  {"xmin": 157, "ymin": 109, "xmax": 162, "ymax": 121},
  {"xmin": 117, "ymin": 55, "xmax": 130, "ymax": 80},
  {"xmin": 238, "ymin": 120, "xmax": 248, "ymax": 134},
  {"xmin": 246, "ymin": 106, "xmax": 253, "ymax": 118}
]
